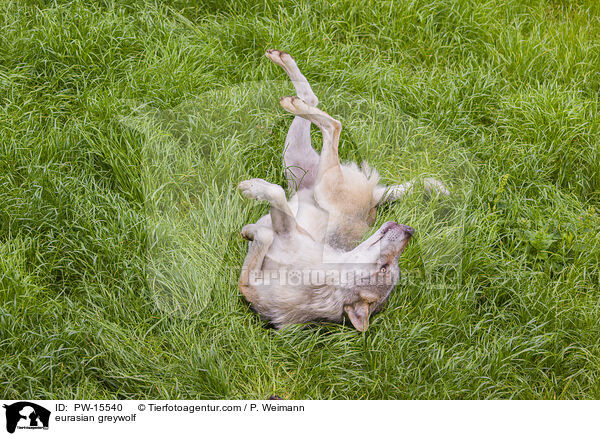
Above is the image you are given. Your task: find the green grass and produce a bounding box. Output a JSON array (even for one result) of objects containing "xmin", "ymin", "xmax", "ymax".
[{"xmin": 1, "ymin": 0, "xmax": 599, "ymax": 399}]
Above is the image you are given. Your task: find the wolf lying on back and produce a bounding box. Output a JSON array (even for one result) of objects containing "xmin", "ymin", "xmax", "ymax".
[{"xmin": 238, "ymin": 50, "xmax": 448, "ymax": 331}]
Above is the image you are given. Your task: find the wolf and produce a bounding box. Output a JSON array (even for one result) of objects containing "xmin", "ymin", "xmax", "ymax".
[{"xmin": 238, "ymin": 50, "xmax": 448, "ymax": 331}]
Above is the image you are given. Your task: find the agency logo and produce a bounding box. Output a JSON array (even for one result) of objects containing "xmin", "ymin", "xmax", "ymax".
[{"xmin": 2, "ymin": 402, "xmax": 50, "ymax": 434}]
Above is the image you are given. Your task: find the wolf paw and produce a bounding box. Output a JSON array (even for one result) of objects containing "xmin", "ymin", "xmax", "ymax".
[
  {"xmin": 240, "ymin": 224, "xmax": 257, "ymax": 241},
  {"xmin": 266, "ymin": 49, "xmax": 296, "ymax": 70},
  {"xmin": 238, "ymin": 178, "xmax": 284, "ymax": 203},
  {"xmin": 267, "ymin": 50, "xmax": 319, "ymax": 106},
  {"xmin": 279, "ymin": 95, "xmax": 312, "ymax": 114}
]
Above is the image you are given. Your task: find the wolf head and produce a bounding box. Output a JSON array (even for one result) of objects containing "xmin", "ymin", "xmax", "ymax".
[{"xmin": 337, "ymin": 221, "xmax": 414, "ymax": 331}]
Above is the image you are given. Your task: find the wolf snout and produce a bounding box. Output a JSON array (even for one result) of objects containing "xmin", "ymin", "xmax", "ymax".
[
  {"xmin": 381, "ymin": 221, "xmax": 414, "ymax": 236},
  {"xmin": 380, "ymin": 221, "xmax": 398, "ymax": 234},
  {"xmin": 401, "ymin": 225, "xmax": 415, "ymax": 236}
]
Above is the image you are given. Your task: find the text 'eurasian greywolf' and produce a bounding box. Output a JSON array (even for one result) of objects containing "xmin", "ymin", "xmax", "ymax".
[{"xmin": 238, "ymin": 50, "xmax": 448, "ymax": 331}]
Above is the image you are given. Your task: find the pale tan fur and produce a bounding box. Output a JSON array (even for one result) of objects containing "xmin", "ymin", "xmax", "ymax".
[{"xmin": 237, "ymin": 50, "xmax": 448, "ymax": 331}]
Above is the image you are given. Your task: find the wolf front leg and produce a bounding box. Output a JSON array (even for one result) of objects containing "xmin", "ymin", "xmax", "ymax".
[
  {"xmin": 239, "ymin": 224, "xmax": 274, "ymax": 305},
  {"xmin": 238, "ymin": 178, "xmax": 296, "ymax": 235}
]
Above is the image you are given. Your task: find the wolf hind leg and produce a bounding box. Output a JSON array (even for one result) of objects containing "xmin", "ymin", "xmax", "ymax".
[
  {"xmin": 279, "ymin": 96, "xmax": 343, "ymax": 185},
  {"xmin": 266, "ymin": 50, "xmax": 320, "ymax": 191},
  {"xmin": 266, "ymin": 49, "xmax": 318, "ymax": 106},
  {"xmin": 283, "ymin": 117, "xmax": 318, "ymax": 191}
]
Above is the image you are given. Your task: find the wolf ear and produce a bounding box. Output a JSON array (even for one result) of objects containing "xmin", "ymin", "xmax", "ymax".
[{"xmin": 344, "ymin": 301, "xmax": 370, "ymax": 332}]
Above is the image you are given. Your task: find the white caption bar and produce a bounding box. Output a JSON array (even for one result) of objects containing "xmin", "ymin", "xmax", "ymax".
[{"xmin": 0, "ymin": 400, "xmax": 597, "ymax": 436}]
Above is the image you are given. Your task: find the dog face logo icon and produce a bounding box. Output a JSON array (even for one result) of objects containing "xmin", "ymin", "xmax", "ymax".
[{"xmin": 2, "ymin": 402, "xmax": 50, "ymax": 433}]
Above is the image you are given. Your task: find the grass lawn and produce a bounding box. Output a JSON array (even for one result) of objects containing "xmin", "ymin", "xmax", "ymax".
[{"xmin": 1, "ymin": 0, "xmax": 599, "ymax": 399}]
